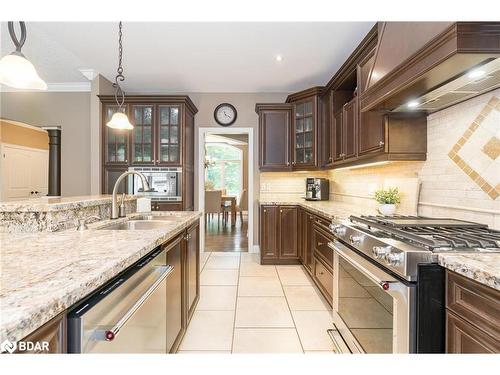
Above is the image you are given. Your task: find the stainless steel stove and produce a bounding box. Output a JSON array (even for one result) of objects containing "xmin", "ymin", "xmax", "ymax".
[
  {"xmin": 329, "ymin": 215, "xmax": 500, "ymax": 281},
  {"xmin": 327, "ymin": 215, "xmax": 500, "ymax": 354}
]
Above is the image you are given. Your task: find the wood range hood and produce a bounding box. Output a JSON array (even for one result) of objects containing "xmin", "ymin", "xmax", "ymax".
[{"xmin": 360, "ymin": 22, "xmax": 500, "ymax": 113}]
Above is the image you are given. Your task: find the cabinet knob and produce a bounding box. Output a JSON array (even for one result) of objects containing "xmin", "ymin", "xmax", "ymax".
[
  {"xmin": 286, "ymin": 162, "xmax": 290, "ymax": 166},
  {"xmin": 280, "ymin": 209, "xmax": 283, "ymax": 213},
  {"xmin": 263, "ymin": 209, "xmax": 267, "ymax": 213},
  {"xmin": 379, "ymin": 141, "xmax": 385, "ymax": 146},
  {"xmin": 125, "ymin": 159, "xmax": 128, "ymax": 163},
  {"xmin": 156, "ymin": 159, "xmax": 159, "ymax": 163},
  {"xmin": 292, "ymin": 161, "xmax": 296, "ymax": 166}
]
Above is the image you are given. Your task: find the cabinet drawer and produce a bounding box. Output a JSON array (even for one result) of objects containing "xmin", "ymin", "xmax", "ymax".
[
  {"xmin": 446, "ymin": 311, "xmax": 500, "ymax": 353},
  {"xmin": 312, "ymin": 224, "xmax": 333, "ymax": 268},
  {"xmin": 446, "ymin": 271, "xmax": 500, "ymax": 340},
  {"xmin": 313, "ymin": 214, "xmax": 332, "ymax": 234},
  {"xmin": 314, "ymin": 258, "xmax": 333, "ymax": 305}
]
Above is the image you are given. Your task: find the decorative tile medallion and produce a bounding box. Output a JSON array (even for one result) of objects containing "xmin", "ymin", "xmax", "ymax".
[{"xmin": 448, "ymin": 96, "xmax": 500, "ymax": 200}]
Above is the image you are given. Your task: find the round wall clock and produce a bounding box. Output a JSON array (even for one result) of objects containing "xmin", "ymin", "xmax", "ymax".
[{"xmin": 214, "ymin": 103, "xmax": 237, "ymax": 126}]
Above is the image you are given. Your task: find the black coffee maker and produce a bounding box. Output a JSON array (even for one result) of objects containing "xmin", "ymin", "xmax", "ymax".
[{"xmin": 305, "ymin": 178, "xmax": 329, "ymax": 201}]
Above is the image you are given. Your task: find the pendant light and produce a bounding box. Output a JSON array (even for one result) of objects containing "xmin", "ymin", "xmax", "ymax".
[
  {"xmin": 106, "ymin": 21, "xmax": 133, "ymax": 130},
  {"xmin": 0, "ymin": 21, "xmax": 47, "ymax": 90}
]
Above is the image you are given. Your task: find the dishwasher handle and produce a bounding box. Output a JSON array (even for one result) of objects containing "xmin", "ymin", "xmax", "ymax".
[{"xmin": 100, "ymin": 264, "xmax": 173, "ymax": 342}]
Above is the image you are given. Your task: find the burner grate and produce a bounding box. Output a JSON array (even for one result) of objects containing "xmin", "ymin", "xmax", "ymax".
[{"xmin": 349, "ymin": 215, "xmax": 500, "ymax": 251}]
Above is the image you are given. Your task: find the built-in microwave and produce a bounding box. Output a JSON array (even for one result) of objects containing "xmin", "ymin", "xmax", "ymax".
[{"xmin": 128, "ymin": 167, "xmax": 182, "ymax": 202}]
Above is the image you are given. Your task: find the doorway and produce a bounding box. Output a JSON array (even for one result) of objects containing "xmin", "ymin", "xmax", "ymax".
[{"xmin": 198, "ymin": 128, "xmax": 254, "ymax": 253}]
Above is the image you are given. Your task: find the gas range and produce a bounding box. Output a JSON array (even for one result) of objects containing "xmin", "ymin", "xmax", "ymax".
[{"xmin": 329, "ymin": 215, "xmax": 500, "ymax": 281}]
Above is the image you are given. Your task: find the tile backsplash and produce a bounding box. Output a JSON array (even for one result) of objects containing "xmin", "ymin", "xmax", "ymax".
[{"xmin": 259, "ymin": 88, "xmax": 500, "ymax": 229}]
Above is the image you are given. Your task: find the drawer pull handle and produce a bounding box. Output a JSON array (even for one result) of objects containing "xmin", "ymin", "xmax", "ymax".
[{"xmin": 318, "ymin": 242, "xmax": 325, "ymax": 247}]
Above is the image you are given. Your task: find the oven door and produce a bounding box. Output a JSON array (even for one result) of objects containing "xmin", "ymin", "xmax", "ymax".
[{"xmin": 329, "ymin": 240, "xmax": 416, "ymax": 353}]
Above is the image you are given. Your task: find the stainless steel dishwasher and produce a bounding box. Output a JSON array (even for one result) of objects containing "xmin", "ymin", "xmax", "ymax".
[{"xmin": 67, "ymin": 247, "xmax": 173, "ymax": 353}]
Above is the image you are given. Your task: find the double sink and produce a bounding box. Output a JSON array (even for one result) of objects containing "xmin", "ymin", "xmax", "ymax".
[{"xmin": 98, "ymin": 215, "xmax": 178, "ymax": 230}]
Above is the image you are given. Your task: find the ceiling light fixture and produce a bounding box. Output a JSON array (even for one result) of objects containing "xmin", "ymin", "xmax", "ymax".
[
  {"xmin": 467, "ymin": 69, "xmax": 486, "ymax": 80},
  {"xmin": 407, "ymin": 100, "xmax": 419, "ymax": 109},
  {"xmin": 0, "ymin": 21, "xmax": 47, "ymax": 90},
  {"xmin": 106, "ymin": 21, "xmax": 133, "ymax": 130},
  {"xmin": 275, "ymin": 55, "xmax": 283, "ymax": 62}
]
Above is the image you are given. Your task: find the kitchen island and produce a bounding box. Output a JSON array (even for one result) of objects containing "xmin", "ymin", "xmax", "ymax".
[{"xmin": 0, "ymin": 210, "xmax": 201, "ymax": 349}]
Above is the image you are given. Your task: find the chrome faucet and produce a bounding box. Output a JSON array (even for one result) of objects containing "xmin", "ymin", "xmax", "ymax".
[{"xmin": 111, "ymin": 171, "xmax": 150, "ymax": 219}]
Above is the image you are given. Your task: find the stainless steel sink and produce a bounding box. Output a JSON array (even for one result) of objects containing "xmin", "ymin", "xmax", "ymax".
[
  {"xmin": 132, "ymin": 215, "xmax": 179, "ymax": 222},
  {"xmin": 99, "ymin": 220, "xmax": 172, "ymax": 230}
]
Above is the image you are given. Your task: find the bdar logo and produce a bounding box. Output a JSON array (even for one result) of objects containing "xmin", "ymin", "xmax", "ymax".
[{"xmin": 1, "ymin": 339, "xmax": 17, "ymax": 353}]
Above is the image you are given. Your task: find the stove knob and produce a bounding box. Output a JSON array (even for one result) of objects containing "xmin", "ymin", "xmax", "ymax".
[
  {"xmin": 385, "ymin": 251, "xmax": 404, "ymax": 266},
  {"xmin": 372, "ymin": 246, "xmax": 392, "ymax": 259},
  {"xmin": 349, "ymin": 235, "xmax": 363, "ymax": 245},
  {"xmin": 329, "ymin": 224, "xmax": 346, "ymax": 236}
]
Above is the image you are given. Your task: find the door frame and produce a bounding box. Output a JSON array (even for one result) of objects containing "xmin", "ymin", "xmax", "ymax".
[{"xmin": 197, "ymin": 127, "xmax": 254, "ymax": 253}]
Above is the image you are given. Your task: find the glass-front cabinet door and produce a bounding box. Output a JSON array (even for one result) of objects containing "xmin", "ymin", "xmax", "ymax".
[
  {"xmin": 131, "ymin": 105, "xmax": 154, "ymax": 164},
  {"xmin": 157, "ymin": 105, "xmax": 181, "ymax": 165},
  {"xmin": 293, "ymin": 100, "xmax": 315, "ymax": 168},
  {"xmin": 104, "ymin": 105, "xmax": 129, "ymax": 164}
]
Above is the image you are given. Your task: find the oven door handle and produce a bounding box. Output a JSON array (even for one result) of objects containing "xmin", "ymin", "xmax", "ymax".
[
  {"xmin": 329, "ymin": 240, "xmax": 399, "ymax": 291},
  {"xmin": 94, "ymin": 265, "xmax": 174, "ymax": 342}
]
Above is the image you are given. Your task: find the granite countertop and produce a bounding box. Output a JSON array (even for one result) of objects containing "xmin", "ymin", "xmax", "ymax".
[
  {"xmin": 260, "ymin": 197, "xmax": 500, "ymax": 291},
  {"xmin": 437, "ymin": 254, "xmax": 500, "ymax": 291},
  {"xmin": 0, "ymin": 210, "xmax": 202, "ymax": 343},
  {"xmin": 259, "ymin": 198, "xmax": 377, "ymax": 219},
  {"xmin": 0, "ymin": 194, "xmax": 137, "ymax": 212}
]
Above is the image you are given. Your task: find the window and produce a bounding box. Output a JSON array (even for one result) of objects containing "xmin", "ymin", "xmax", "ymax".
[{"xmin": 205, "ymin": 143, "xmax": 242, "ymax": 197}]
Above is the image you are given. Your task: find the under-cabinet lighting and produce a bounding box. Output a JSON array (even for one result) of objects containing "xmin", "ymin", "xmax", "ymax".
[
  {"xmin": 406, "ymin": 100, "xmax": 419, "ymax": 109},
  {"xmin": 467, "ymin": 69, "xmax": 486, "ymax": 80},
  {"xmin": 334, "ymin": 161, "xmax": 391, "ymax": 171}
]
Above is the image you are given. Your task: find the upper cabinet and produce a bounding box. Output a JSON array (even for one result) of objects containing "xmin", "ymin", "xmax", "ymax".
[
  {"xmin": 131, "ymin": 104, "xmax": 155, "ymax": 165},
  {"xmin": 256, "ymin": 103, "xmax": 292, "ymax": 171},
  {"xmin": 104, "ymin": 105, "xmax": 130, "ymax": 165},
  {"xmin": 157, "ymin": 105, "xmax": 181, "ymax": 165},
  {"xmin": 286, "ymin": 87, "xmax": 323, "ymax": 170}
]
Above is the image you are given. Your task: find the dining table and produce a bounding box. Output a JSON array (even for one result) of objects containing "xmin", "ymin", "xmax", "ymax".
[{"xmin": 221, "ymin": 195, "xmax": 237, "ymax": 227}]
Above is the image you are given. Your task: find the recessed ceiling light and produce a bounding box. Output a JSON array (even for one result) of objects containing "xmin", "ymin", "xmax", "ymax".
[
  {"xmin": 275, "ymin": 55, "xmax": 283, "ymax": 62},
  {"xmin": 467, "ymin": 69, "xmax": 486, "ymax": 80},
  {"xmin": 407, "ymin": 100, "xmax": 419, "ymax": 109}
]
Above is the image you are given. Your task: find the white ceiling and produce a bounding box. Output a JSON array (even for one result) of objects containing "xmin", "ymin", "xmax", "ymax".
[{"xmin": 0, "ymin": 22, "xmax": 375, "ymax": 92}]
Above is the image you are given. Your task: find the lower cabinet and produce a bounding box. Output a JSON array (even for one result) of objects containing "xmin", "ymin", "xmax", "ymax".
[
  {"xmin": 165, "ymin": 235, "xmax": 184, "ymax": 353},
  {"xmin": 260, "ymin": 205, "xmax": 299, "ymax": 264},
  {"xmin": 259, "ymin": 204, "xmax": 334, "ymax": 306},
  {"xmin": 445, "ymin": 270, "xmax": 500, "ymax": 353},
  {"xmin": 18, "ymin": 313, "xmax": 66, "ymax": 354},
  {"xmin": 153, "ymin": 202, "xmax": 183, "ymax": 211},
  {"xmin": 185, "ymin": 221, "xmax": 200, "ymax": 323}
]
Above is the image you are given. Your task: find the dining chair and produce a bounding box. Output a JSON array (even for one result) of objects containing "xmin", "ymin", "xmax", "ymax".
[
  {"xmin": 205, "ymin": 190, "xmax": 223, "ymax": 230},
  {"xmin": 236, "ymin": 189, "xmax": 248, "ymax": 224}
]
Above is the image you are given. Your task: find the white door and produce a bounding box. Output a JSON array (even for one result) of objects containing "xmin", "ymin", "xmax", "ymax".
[{"xmin": 1, "ymin": 144, "xmax": 49, "ymax": 201}]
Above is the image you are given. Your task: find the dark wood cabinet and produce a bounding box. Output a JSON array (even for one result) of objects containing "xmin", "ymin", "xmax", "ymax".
[
  {"xmin": 100, "ymin": 96, "xmax": 197, "ymax": 210},
  {"xmin": 314, "ymin": 258, "xmax": 333, "ymax": 305},
  {"xmin": 260, "ymin": 205, "xmax": 279, "ymax": 262},
  {"xmin": 103, "ymin": 104, "xmax": 130, "ymax": 165},
  {"xmin": 358, "ymin": 110, "xmax": 385, "ymax": 155},
  {"xmin": 130, "ymin": 104, "xmax": 155, "ymax": 165},
  {"xmin": 291, "ymin": 99, "xmax": 316, "ymax": 168},
  {"xmin": 278, "ymin": 206, "xmax": 298, "ymax": 259},
  {"xmin": 165, "ymin": 235, "xmax": 184, "ymax": 353},
  {"xmin": 19, "ymin": 313, "xmax": 66, "ymax": 354},
  {"xmin": 342, "ymin": 98, "xmax": 357, "ymax": 161},
  {"xmin": 152, "ymin": 202, "xmax": 183, "ymax": 211},
  {"xmin": 260, "ymin": 205, "xmax": 299, "ymax": 264},
  {"xmin": 256, "ymin": 104, "xmax": 292, "ymax": 171},
  {"xmin": 103, "ymin": 166, "xmax": 129, "ymax": 195},
  {"xmin": 445, "ymin": 270, "xmax": 500, "ymax": 353},
  {"xmin": 185, "ymin": 221, "xmax": 200, "ymax": 323},
  {"xmin": 302, "ymin": 211, "xmax": 315, "ymax": 274}
]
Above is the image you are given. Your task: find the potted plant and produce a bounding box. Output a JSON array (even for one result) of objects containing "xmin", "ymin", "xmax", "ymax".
[{"xmin": 374, "ymin": 187, "xmax": 401, "ymax": 216}]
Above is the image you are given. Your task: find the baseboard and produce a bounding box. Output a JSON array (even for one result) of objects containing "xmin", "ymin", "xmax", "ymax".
[{"xmin": 251, "ymin": 245, "xmax": 260, "ymax": 254}]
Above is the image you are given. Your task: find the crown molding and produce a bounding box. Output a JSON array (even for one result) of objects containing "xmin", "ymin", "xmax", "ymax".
[{"xmin": 0, "ymin": 82, "xmax": 91, "ymax": 93}]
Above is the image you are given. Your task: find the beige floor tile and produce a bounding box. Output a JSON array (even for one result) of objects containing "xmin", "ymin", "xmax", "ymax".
[
  {"xmin": 239, "ymin": 261, "xmax": 277, "ymax": 277},
  {"xmin": 177, "ymin": 350, "xmax": 232, "ymax": 354},
  {"xmin": 200, "ymin": 252, "xmax": 211, "ymax": 269},
  {"xmin": 232, "ymin": 328, "xmax": 303, "ymax": 353},
  {"xmin": 284, "ymin": 286, "xmax": 329, "ymax": 311},
  {"xmin": 277, "ymin": 266, "xmax": 313, "ymax": 286},
  {"xmin": 240, "ymin": 253, "xmax": 260, "ymax": 264},
  {"xmin": 235, "ymin": 297, "xmax": 294, "ymax": 327},
  {"xmin": 179, "ymin": 310, "xmax": 234, "ymax": 351},
  {"xmin": 238, "ymin": 276, "xmax": 283, "ymax": 297},
  {"xmin": 201, "ymin": 269, "xmax": 239, "ymax": 286},
  {"xmin": 292, "ymin": 310, "xmax": 335, "ymax": 351},
  {"xmin": 197, "ymin": 286, "xmax": 237, "ymax": 310},
  {"xmin": 204, "ymin": 255, "xmax": 240, "ymax": 269},
  {"xmin": 210, "ymin": 252, "xmax": 241, "ymax": 257}
]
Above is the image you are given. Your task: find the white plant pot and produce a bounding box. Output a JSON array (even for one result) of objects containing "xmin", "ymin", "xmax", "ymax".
[{"xmin": 379, "ymin": 204, "xmax": 396, "ymax": 216}]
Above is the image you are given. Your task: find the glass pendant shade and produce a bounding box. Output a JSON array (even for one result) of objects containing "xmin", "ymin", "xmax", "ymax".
[
  {"xmin": 0, "ymin": 53, "xmax": 47, "ymax": 90},
  {"xmin": 106, "ymin": 111, "xmax": 133, "ymax": 130}
]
